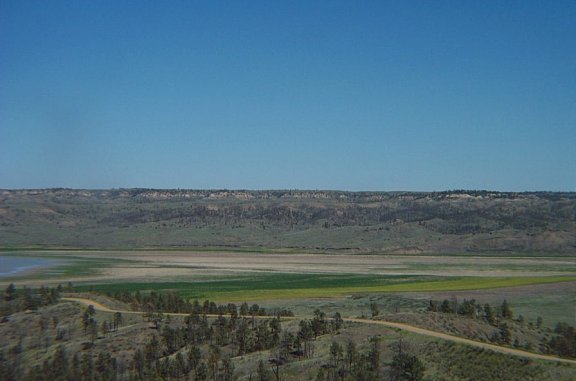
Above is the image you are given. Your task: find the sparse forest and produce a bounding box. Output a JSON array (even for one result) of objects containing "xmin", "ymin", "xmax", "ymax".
[
  {"xmin": 426, "ymin": 297, "xmax": 576, "ymax": 358},
  {"xmin": 1, "ymin": 189, "xmax": 575, "ymax": 253},
  {"xmin": 1, "ymin": 283, "xmax": 575, "ymax": 381}
]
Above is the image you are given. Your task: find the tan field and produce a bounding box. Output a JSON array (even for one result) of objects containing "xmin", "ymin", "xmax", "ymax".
[{"xmin": 7, "ymin": 250, "xmax": 576, "ymax": 285}]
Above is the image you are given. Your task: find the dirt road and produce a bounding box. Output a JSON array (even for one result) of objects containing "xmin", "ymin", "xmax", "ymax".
[{"xmin": 62, "ymin": 297, "xmax": 576, "ymax": 365}]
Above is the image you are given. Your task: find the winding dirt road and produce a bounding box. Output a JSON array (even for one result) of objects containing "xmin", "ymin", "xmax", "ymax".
[{"xmin": 62, "ymin": 297, "xmax": 576, "ymax": 365}]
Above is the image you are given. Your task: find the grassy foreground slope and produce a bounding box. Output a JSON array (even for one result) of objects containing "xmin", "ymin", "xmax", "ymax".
[{"xmin": 1, "ymin": 189, "xmax": 575, "ymax": 254}]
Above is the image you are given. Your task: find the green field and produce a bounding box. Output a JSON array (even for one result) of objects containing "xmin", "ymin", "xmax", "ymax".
[{"xmin": 75, "ymin": 273, "xmax": 576, "ymax": 302}]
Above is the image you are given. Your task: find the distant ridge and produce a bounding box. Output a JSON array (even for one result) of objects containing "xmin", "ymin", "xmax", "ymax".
[{"xmin": 1, "ymin": 189, "xmax": 575, "ymax": 254}]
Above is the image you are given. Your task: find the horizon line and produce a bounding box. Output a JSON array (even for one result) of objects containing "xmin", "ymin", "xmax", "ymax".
[{"xmin": 2, "ymin": 187, "xmax": 574, "ymax": 194}]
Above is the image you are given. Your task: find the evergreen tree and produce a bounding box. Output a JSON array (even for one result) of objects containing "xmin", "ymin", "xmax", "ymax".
[
  {"xmin": 298, "ymin": 320, "xmax": 314, "ymax": 358},
  {"xmin": 131, "ymin": 349, "xmax": 145, "ymax": 379},
  {"xmin": 196, "ymin": 361, "xmax": 208, "ymax": 381},
  {"xmin": 4, "ymin": 283, "xmax": 17, "ymax": 301},
  {"xmin": 370, "ymin": 303, "xmax": 380, "ymax": 317},
  {"xmin": 256, "ymin": 360, "xmax": 270, "ymax": 381},
  {"xmin": 315, "ymin": 367, "xmax": 326, "ymax": 381},
  {"xmin": 368, "ymin": 336, "xmax": 380, "ymax": 374},
  {"xmin": 70, "ymin": 353, "xmax": 81, "ymax": 381},
  {"xmin": 95, "ymin": 352, "xmax": 116, "ymax": 381},
  {"xmin": 236, "ymin": 319, "xmax": 251, "ymax": 355},
  {"xmin": 440, "ymin": 299, "xmax": 452, "ymax": 313},
  {"xmin": 113, "ymin": 312, "xmax": 123, "ymax": 331},
  {"xmin": 51, "ymin": 345, "xmax": 68, "ymax": 381},
  {"xmin": 88, "ymin": 320, "xmax": 98, "ymax": 343},
  {"xmin": 145, "ymin": 335, "xmax": 161, "ymax": 362},
  {"xmin": 458, "ymin": 299, "xmax": 477, "ymax": 317},
  {"xmin": 269, "ymin": 317, "xmax": 281, "ymax": 346},
  {"xmin": 311, "ymin": 309, "xmax": 327, "ymax": 337},
  {"xmin": 81, "ymin": 353, "xmax": 94, "ymax": 381},
  {"xmin": 501, "ymin": 300, "xmax": 513, "ymax": 319},
  {"xmin": 345, "ymin": 340, "xmax": 357, "ymax": 373},
  {"xmin": 331, "ymin": 312, "xmax": 343, "ymax": 333},
  {"xmin": 390, "ymin": 353, "xmax": 425, "ymax": 381},
  {"xmin": 208, "ymin": 344, "xmax": 221, "ymax": 380},
  {"xmin": 21, "ymin": 287, "xmax": 37, "ymax": 310},
  {"xmin": 100, "ymin": 320, "xmax": 108, "ymax": 337},
  {"xmin": 222, "ymin": 357, "xmax": 235, "ymax": 381},
  {"xmin": 188, "ymin": 345, "xmax": 202, "ymax": 375},
  {"xmin": 500, "ymin": 323, "xmax": 512, "ymax": 345},
  {"xmin": 483, "ymin": 303, "xmax": 496, "ymax": 325},
  {"xmin": 240, "ymin": 302, "xmax": 249, "ymax": 317},
  {"xmin": 175, "ymin": 352, "xmax": 187, "ymax": 379},
  {"xmin": 329, "ymin": 341, "xmax": 343, "ymax": 369}
]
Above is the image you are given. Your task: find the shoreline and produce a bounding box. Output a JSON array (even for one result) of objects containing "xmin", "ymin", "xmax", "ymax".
[{"xmin": 0, "ymin": 256, "xmax": 62, "ymax": 282}]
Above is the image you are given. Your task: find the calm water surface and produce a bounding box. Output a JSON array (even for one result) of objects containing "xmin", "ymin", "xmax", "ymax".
[{"xmin": 0, "ymin": 256, "xmax": 59, "ymax": 278}]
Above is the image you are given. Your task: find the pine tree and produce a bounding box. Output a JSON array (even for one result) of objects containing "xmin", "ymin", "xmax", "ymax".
[
  {"xmin": 298, "ymin": 320, "xmax": 314, "ymax": 358},
  {"xmin": 22, "ymin": 287, "xmax": 37, "ymax": 310},
  {"xmin": 101, "ymin": 320, "xmax": 108, "ymax": 337},
  {"xmin": 113, "ymin": 312, "xmax": 123, "ymax": 331},
  {"xmin": 208, "ymin": 344, "xmax": 221, "ymax": 380},
  {"xmin": 368, "ymin": 336, "xmax": 380, "ymax": 374},
  {"xmin": 311, "ymin": 309, "xmax": 327, "ymax": 337},
  {"xmin": 175, "ymin": 352, "xmax": 187, "ymax": 379},
  {"xmin": 329, "ymin": 341, "xmax": 343, "ymax": 369},
  {"xmin": 536, "ymin": 316, "xmax": 543, "ymax": 329},
  {"xmin": 331, "ymin": 312, "xmax": 343, "ymax": 333},
  {"xmin": 81, "ymin": 352, "xmax": 94, "ymax": 381},
  {"xmin": 315, "ymin": 367, "xmax": 326, "ymax": 381},
  {"xmin": 222, "ymin": 357, "xmax": 235, "ymax": 381},
  {"xmin": 501, "ymin": 300, "xmax": 513, "ymax": 319},
  {"xmin": 196, "ymin": 361, "xmax": 208, "ymax": 381},
  {"xmin": 188, "ymin": 345, "xmax": 201, "ymax": 375},
  {"xmin": 88, "ymin": 320, "xmax": 98, "ymax": 342},
  {"xmin": 500, "ymin": 323, "xmax": 512, "ymax": 345},
  {"xmin": 4, "ymin": 283, "xmax": 16, "ymax": 301},
  {"xmin": 131, "ymin": 349, "xmax": 145, "ymax": 378},
  {"xmin": 484, "ymin": 303, "xmax": 496, "ymax": 325},
  {"xmin": 390, "ymin": 353, "xmax": 425, "ymax": 381},
  {"xmin": 256, "ymin": 360, "xmax": 270, "ymax": 381},
  {"xmin": 370, "ymin": 303, "xmax": 380, "ymax": 317},
  {"xmin": 440, "ymin": 299, "xmax": 452, "ymax": 313},
  {"xmin": 51, "ymin": 345, "xmax": 69, "ymax": 381},
  {"xmin": 269, "ymin": 316, "xmax": 281, "ymax": 346},
  {"xmin": 345, "ymin": 340, "xmax": 357, "ymax": 373},
  {"xmin": 70, "ymin": 353, "xmax": 81, "ymax": 381}
]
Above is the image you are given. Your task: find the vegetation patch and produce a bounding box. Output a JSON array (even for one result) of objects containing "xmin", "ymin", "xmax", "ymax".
[
  {"xmin": 75, "ymin": 274, "xmax": 576, "ymax": 302},
  {"xmin": 2, "ymin": 189, "xmax": 575, "ymax": 254}
]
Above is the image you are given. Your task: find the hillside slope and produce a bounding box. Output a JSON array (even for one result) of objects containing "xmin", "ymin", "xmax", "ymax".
[{"xmin": 1, "ymin": 189, "xmax": 575, "ymax": 254}]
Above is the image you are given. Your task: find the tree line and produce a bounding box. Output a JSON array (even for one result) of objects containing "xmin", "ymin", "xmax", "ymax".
[
  {"xmin": 103, "ymin": 289, "xmax": 293, "ymax": 317},
  {"xmin": 2, "ymin": 283, "xmax": 62, "ymax": 316}
]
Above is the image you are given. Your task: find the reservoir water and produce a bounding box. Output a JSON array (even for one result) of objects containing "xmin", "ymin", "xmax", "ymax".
[{"xmin": 0, "ymin": 256, "xmax": 58, "ymax": 278}]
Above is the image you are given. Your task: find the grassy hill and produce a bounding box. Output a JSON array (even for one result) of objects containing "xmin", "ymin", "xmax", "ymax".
[{"xmin": 1, "ymin": 189, "xmax": 575, "ymax": 254}]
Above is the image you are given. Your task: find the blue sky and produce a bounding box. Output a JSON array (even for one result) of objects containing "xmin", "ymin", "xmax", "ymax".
[{"xmin": 1, "ymin": 1, "xmax": 575, "ymax": 191}]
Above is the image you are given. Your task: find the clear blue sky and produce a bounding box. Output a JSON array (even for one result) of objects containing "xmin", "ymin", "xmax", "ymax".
[{"xmin": 1, "ymin": 1, "xmax": 575, "ymax": 191}]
